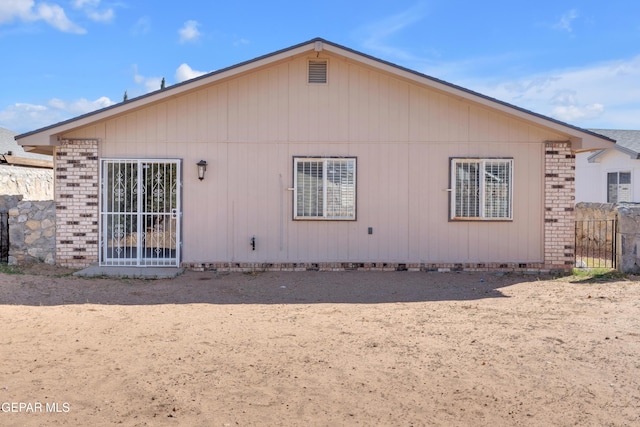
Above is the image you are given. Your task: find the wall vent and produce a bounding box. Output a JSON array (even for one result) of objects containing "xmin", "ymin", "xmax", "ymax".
[{"xmin": 308, "ymin": 60, "xmax": 328, "ymax": 84}]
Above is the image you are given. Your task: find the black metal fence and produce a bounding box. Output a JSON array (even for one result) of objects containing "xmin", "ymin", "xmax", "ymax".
[
  {"xmin": 575, "ymin": 219, "xmax": 617, "ymax": 269},
  {"xmin": 0, "ymin": 212, "xmax": 8, "ymax": 263}
]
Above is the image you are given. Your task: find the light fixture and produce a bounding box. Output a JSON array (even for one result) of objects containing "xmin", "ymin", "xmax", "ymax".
[{"xmin": 197, "ymin": 160, "xmax": 207, "ymax": 181}]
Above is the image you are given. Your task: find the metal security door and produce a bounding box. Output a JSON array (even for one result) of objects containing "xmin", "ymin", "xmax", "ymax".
[{"xmin": 101, "ymin": 159, "xmax": 181, "ymax": 267}]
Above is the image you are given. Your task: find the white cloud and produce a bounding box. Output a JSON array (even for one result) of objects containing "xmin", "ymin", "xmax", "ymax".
[
  {"xmin": 599, "ymin": 107, "xmax": 640, "ymax": 129},
  {"xmin": 178, "ymin": 20, "xmax": 201, "ymax": 44},
  {"xmin": 37, "ymin": 3, "xmax": 85, "ymax": 33},
  {"xmin": 131, "ymin": 16, "xmax": 150, "ymax": 35},
  {"xmin": 0, "ymin": 103, "xmax": 47, "ymax": 133},
  {"xmin": 0, "ymin": 0, "xmax": 35, "ymax": 23},
  {"xmin": 48, "ymin": 96, "xmax": 113, "ymax": 114},
  {"xmin": 72, "ymin": 0, "xmax": 114, "ymax": 23},
  {"xmin": 132, "ymin": 65, "xmax": 163, "ymax": 93},
  {"xmin": 86, "ymin": 8, "xmax": 112, "ymax": 22},
  {"xmin": 553, "ymin": 9, "xmax": 578, "ymax": 32},
  {"xmin": 546, "ymin": 89, "xmax": 605, "ymax": 122},
  {"xmin": 72, "ymin": 0, "xmax": 98, "ymax": 7},
  {"xmin": 175, "ymin": 63, "xmax": 207, "ymax": 83},
  {"xmin": 233, "ymin": 38, "xmax": 250, "ymax": 46},
  {"xmin": 0, "ymin": 97, "xmax": 114, "ymax": 133},
  {"xmin": 458, "ymin": 56, "xmax": 640, "ymax": 128},
  {"xmin": 0, "ymin": 0, "xmax": 86, "ymax": 33},
  {"xmin": 0, "ymin": 0, "xmax": 114, "ymax": 31},
  {"xmin": 356, "ymin": 2, "xmax": 428, "ymax": 61},
  {"xmin": 552, "ymin": 104, "xmax": 604, "ymax": 122},
  {"xmin": 549, "ymin": 89, "xmax": 578, "ymax": 106}
]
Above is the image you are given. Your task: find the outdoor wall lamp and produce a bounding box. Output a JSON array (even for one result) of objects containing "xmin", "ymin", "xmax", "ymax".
[{"xmin": 197, "ymin": 160, "xmax": 207, "ymax": 181}]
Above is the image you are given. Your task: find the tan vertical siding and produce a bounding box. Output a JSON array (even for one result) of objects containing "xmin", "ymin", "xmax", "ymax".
[{"xmin": 63, "ymin": 52, "xmax": 566, "ymax": 265}]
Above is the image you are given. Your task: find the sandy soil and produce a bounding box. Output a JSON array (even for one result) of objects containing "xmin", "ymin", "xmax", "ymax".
[{"xmin": 0, "ymin": 266, "xmax": 639, "ymax": 426}]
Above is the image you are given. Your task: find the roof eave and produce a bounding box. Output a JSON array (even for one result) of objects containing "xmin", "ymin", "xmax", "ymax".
[
  {"xmin": 616, "ymin": 144, "xmax": 640, "ymax": 158},
  {"xmin": 587, "ymin": 150, "xmax": 605, "ymax": 163},
  {"xmin": 586, "ymin": 143, "xmax": 640, "ymax": 163},
  {"xmin": 16, "ymin": 38, "xmax": 323, "ymax": 147},
  {"xmin": 0, "ymin": 154, "xmax": 53, "ymax": 168},
  {"xmin": 16, "ymin": 37, "xmax": 615, "ymax": 151},
  {"xmin": 320, "ymin": 41, "xmax": 614, "ymax": 151}
]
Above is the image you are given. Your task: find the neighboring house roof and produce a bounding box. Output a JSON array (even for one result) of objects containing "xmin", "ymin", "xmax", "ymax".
[
  {"xmin": 586, "ymin": 129, "xmax": 640, "ymax": 162},
  {"xmin": 15, "ymin": 37, "xmax": 614, "ymax": 153},
  {"xmin": 1, "ymin": 126, "xmax": 53, "ymax": 167}
]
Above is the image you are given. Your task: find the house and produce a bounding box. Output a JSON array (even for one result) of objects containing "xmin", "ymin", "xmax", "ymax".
[
  {"xmin": 1, "ymin": 126, "xmax": 53, "ymax": 200},
  {"xmin": 15, "ymin": 38, "xmax": 614, "ymax": 272},
  {"xmin": 576, "ymin": 129, "xmax": 640, "ymax": 203}
]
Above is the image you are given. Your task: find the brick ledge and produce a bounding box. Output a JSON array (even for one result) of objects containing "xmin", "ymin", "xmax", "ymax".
[{"xmin": 181, "ymin": 262, "xmax": 570, "ymax": 274}]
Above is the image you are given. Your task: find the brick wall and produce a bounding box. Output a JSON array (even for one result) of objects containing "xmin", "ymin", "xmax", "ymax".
[
  {"xmin": 544, "ymin": 141, "xmax": 575, "ymax": 272},
  {"xmin": 55, "ymin": 139, "xmax": 99, "ymax": 268},
  {"xmin": 181, "ymin": 262, "xmax": 550, "ymax": 273},
  {"xmin": 49, "ymin": 138, "xmax": 576, "ymax": 272}
]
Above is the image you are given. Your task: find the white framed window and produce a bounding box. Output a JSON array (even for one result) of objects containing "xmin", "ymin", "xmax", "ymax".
[
  {"xmin": 450, "ymin": 158, "xmax": 513, "ymax": 220},
  {"xmin": 607, "ymin": 171, "xmax": 631, "ymax": 203},
  {"xmin": 294, "ymin": 157, "xmax": 356, "ymax": 220}
]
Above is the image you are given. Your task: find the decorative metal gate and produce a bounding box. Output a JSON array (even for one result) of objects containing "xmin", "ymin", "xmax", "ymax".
[
  {"xmin": 575, "ymin": 219, "xmax": 617, "ymax": 269},
  {"xmin": 100, "ymin": 159, "xmax": 181, "ymax": 267}
]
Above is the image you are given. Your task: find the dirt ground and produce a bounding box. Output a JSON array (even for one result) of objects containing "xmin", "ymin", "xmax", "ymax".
[{"xmin": 0, "ymin": 265, "xmax": 639, "ymax": 427}]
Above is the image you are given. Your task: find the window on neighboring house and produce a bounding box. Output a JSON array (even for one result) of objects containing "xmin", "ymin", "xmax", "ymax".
[
  {"xmin": 451, "ymin": 158, "xmax": 513, "ymax": 220},
  {"xmin": 294, "ymin": 157, "xmax": 356, "ymax": 220},
  {"xmin": 607, "ymin": 171, "xmax": 631, "ymax": 203}
]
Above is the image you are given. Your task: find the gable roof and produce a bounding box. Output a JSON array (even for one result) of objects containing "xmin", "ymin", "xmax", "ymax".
[
  {"xmin": 15, "ymin": 37, "xmax": 615, "ymax": 153},
  {"xmin": 1, "ymin": 126, "xmax": 52, "ymax": 162},
  {"xmin": 586, "ymin": 129, "xmax": 640, "ymax": 162}
]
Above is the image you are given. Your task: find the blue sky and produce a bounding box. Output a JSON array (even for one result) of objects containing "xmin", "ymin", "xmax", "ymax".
[{"xmin": 1, "ymin": 0, "xmax": 640, "ymax": 134}]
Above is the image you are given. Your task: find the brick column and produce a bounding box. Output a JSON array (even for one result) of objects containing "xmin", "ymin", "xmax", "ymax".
[
  {"xmin": 544, "ymin": 141, "xmax": 575, "ymax": 272},
  {"xmin": 55, "ymin": 139, "xmax": 99, "ymax": 268}
]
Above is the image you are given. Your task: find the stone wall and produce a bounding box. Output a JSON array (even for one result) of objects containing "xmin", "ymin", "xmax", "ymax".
[
  {"xmin": 614, "ymin": 204, "xmax": 640, "ymax": 274},
  {"xmin": 0, "ymin": 195, "xmax": 23, "ymax": 212},
  {"xmin": 575, "ymin": 202, "xmax": 617, "ymax": 222},
  {"xmin": 7, "ymin": 199, "xmax": 56, "ymax": 265},
  {"xmin": 0, "ymin": 166, "xmax": 53, "ymax": 201}
]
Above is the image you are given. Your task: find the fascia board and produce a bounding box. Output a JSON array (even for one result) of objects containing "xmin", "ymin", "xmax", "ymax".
[
  {"xmin": 587, "ymin": 145, "xmax": 640, "ymax": 163},
  {"xmin": 16, "ymin": 37, "xmax": 615, "ymax": 152},
  {"xmin": 16, "ymin": 41, "xmax": 318, "ymax": 147},
  {"xmin": 322, "ymin": 43, "xmax": 614, "ymax": 151}
]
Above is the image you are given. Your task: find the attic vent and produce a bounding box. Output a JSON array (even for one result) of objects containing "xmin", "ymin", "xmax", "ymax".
[{"xmin": 308, "ymin": 60, "xmax": 328, "ymax": 84}]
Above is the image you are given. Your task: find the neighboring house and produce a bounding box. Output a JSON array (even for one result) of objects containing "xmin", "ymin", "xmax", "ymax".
[
  {"xmin": 15, "ymin": 38, "xmax": 614, "ymax": 272},
  {"xmin": 0, "ymin": 126, "xmax": 53, "ymax": 200},
  {"xmin": 576, "ymin": 129, "xmax": 640, "ymax": 203}
]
